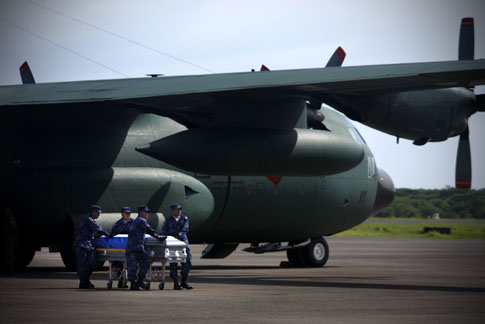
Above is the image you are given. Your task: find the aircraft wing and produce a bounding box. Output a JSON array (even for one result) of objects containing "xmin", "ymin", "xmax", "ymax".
[{"xmin": 1, "ymin": 59, "xmax": 484, "ymax": 126}]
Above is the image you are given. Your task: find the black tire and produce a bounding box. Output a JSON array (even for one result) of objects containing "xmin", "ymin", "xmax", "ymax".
[
  {"xmin": 303, "ymin": 237, "xmax": 329, "ymax": 267},
  {"xmin": 286, "ymin": 248, "xmax": 305, "ymax": 266},
  {"xmin": 14, "ymin": 244, "xmax": 36, "ymax": 269},
  {"xmin": 60, "ymin": 243, "xmax": 77, "ymax": 271},
  {"xmin": 60, "ymin": 217, "xmax": 77, "ymax": 271},
  {"xmin": 286, "ymin": 241, "xmax": 306, "ymax": 266}
]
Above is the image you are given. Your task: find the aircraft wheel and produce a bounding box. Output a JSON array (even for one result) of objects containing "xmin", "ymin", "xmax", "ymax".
[{"xmin": 303, "ymin": 237, "xmax": 329, "ymax": 267}]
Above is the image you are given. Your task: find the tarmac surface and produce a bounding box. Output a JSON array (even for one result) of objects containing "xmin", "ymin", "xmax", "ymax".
[{"xmin": 1, "ymin": 237, "xmax": 484, "ymax": 324}]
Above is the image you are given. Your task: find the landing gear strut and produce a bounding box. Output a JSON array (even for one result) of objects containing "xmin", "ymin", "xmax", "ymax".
[
  {"xmin": 243, "ymin": 237, "xmax": 329, "ymax": 268},
  {"xmin": 286, "ymin": 237, "xmax": 329, "ymax": 268}
]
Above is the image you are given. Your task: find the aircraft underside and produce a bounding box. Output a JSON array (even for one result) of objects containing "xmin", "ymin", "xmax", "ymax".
[{"xmin": 0, "ymin": 109, "xmax": 393, "ymax": 270}]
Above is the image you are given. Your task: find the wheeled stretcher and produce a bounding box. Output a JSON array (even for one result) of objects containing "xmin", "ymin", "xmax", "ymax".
[{"xmin": 94, "ymin": 234, "xmax": 187, "ymax": 290}]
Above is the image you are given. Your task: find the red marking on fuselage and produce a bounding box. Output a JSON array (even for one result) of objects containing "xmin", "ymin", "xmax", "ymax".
[{"xmin": 267, "ymin": 176, "xmax": 282, "ymax": 185}]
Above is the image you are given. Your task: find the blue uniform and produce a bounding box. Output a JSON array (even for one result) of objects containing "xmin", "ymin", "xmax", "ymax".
[
  {"xmin": 161, "ymin": 214, "xmax": 191, "ymax": 281},
  {"xmin": 74, "ymin": 215, "xmax": 107, "ymax": 281},
  {"xmin": 111, "ymin": 218, "xmax": 133, "ymax": 235},
  {"xmin": 126, "ymin": 216, "xmax": 158, "ymax": 282},
  {"xmin": 111, "ymin": 217, "xmax": 133, "ymax": 281}
]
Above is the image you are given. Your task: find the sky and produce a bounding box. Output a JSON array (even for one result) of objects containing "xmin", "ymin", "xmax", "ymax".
[{"xmin": 0, "ymin": 0, "xmax": 484, "ymax": 189}]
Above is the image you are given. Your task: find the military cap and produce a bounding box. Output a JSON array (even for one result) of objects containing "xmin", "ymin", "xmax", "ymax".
[
  {"xmin": 90, "ymin": 205, "xmax": 102, "ymax": 213},
  {"xmin": 137, "ymin": 206, "xmax": 149, "ymax": 212},
  {"xmin": 121, "ymin": 206, "xmax": 131, "ymax": 213},
  {"xmin": 170, "ymin": 203, "xmax": 182, "ymax": 210}
]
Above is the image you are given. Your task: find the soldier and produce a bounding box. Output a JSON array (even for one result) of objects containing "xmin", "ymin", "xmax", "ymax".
[
  {"xmin": 111, "ymin": 207, "xmax": 133, "ymax": 235},
  {"xmin": 161, "ymin": 203, "xmax": 193, "ymax": 290},
  {"xmin": 110, "ymin": 206, "xmax": 133, "ymax": 288},
  {"xmin": 126, "ymin": 206, "xmax": 165, "ymax": 291},
  {"xmin": 74, "ymin": 205, "xmax": 110, "ymax": 289},
  {"xmin": 2, "ymin": 207, "xmax": 18, "ymax": 275}
]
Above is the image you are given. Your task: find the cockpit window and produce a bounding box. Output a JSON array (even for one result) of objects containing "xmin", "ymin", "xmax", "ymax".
[
  {"xmin": 343, "ymin": 117, "xmax": 366, "ymax": 145},
  {"xmin": 353, "ymin": 127, "xmax": 367, "ymax": 144},
  {"xmin": 368, "ymin": 157, "xmax": 376, "ymax": 178}
]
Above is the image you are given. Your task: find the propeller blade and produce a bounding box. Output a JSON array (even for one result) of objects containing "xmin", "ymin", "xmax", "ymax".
[
  {"xmin": 19, "ymin": 61, "xmax": 35, "ymax": 84},
  {"xmin": 325, "ymin": 46, "xmax": 346, "ymax": 67},
  {"xmin": 476, "ymin": 94, "xmax": 485, "ymax": 112},
  {"xmin": 312, "ymin": 122, "xmax": 329, "ymax": 131},
  {"xmin": 455, "ymin": 127, "xmax": 472, "ymax": 189},
  {"xmin": 459, "ymin": 17, "xmax": 474, "ymax": 60}
]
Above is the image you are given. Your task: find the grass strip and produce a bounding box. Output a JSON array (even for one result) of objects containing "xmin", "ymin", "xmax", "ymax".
[{"xmin": 334, "ymin": 223, "xmax": 485, "ymax": 239}]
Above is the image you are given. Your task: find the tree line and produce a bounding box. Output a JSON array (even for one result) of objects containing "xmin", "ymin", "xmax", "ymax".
[{"xmin": 376, "ymin": 187, "xmax": 485, "ymax": 218}]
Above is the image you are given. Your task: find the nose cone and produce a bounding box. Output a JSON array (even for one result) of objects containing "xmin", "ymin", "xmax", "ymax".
[{"xmin": 371, "ymin": 168, "xmax": 395, "ymax": 215}]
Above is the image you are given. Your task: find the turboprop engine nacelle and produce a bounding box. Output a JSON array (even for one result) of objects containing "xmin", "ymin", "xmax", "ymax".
[{"xmin": 136, "ymin": 127, "xmax": 364, "ymax": 176}]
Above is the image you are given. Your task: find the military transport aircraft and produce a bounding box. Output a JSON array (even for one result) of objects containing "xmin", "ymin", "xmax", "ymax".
[{"xmin": 0, "ymin": 18, "xmax": 484, "ymax": 270}]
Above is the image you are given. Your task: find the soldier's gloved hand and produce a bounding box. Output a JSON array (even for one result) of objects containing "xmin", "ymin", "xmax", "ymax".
[
  {"xmin": 108, "ymin": 233, "xmax": 116, "ymax": 238},
  {"xmin": 158, "ymin": 235, "xmax": 167, "ymax": 242},
  {"xmin": 100, "ymin": 230, "xmax": 110, "ymax": 237}
]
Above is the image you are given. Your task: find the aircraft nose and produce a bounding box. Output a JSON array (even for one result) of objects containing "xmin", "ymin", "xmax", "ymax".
[{"xmin": 371, "ymin": 168, "xmax": 395, "ymax": 215}]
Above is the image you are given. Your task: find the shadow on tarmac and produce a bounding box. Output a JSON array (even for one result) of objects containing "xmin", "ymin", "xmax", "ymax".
[
  {"xmin": 190, "ymin": 275, "xmax": 485, "ymax": 293},
  {"xmin": 3, "ymin": 266, "xmax": 485, "ymax": 294}
]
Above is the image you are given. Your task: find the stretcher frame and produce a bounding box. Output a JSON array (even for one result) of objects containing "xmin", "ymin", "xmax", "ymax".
[{"xmin": 96, "ymin": 237, "xmax": 187, "ymax": 290}]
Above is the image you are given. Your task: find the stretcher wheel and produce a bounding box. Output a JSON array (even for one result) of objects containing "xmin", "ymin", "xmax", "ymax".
[
  {"xmin": 159, "ymin": 282, "xmax": 164, "ymax": 290},
  {"xmin": 107, "ymin": 281, "xmax": 112, "ymax": 289}
]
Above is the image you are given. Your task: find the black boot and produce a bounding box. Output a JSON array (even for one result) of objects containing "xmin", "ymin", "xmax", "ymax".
[
  {"xmin": 137, "ymin": 278, "xmax": 149, "ymax": 290},
  {"xmin": 130, "ymin": 281, "xmax": 139, "ymax": 290},
  {"xmin": 79, "ymin": 279, "xmax": 91, "ymax": 289},
  {"xmin": 173, "ymin": 280, "xmax": 182, "ymax": 290},
  {"xmin": 118, "ymin": 280, "xmax": 128, "ymax": 288},
  {"xmin": 181, "ymin": 273, "xmax": 193, "ymax": 289},
  {"xmin": 180, "ymin": 279, "xmax": 193, "ymax": 289},
  {"xmin": 88, "ymin": 280, "xmax": 95, "ymax": 288}
]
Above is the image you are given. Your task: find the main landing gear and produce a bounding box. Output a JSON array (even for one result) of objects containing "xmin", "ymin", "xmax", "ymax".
[
  {"xmin": 243, "ymin": 237, "xmax": 329, "ymax": 268},
  {"xmin": 286, "ymin": 237, "xmax": 329, "ymax": 267}
]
